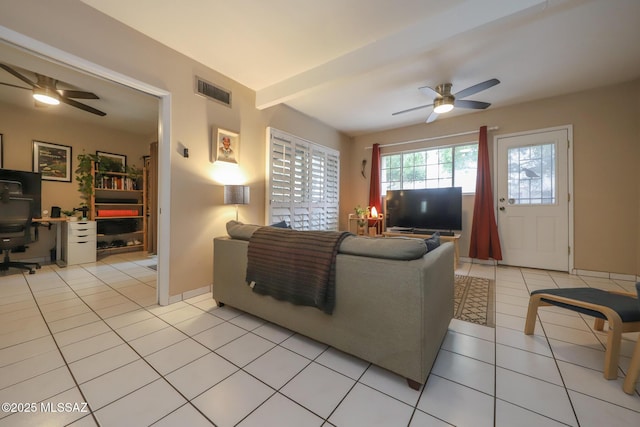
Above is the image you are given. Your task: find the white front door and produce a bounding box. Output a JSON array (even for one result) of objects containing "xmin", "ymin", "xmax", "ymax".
[{"xmin": 495, "ymin": 127, "xmax": 572, "ymax": 271}]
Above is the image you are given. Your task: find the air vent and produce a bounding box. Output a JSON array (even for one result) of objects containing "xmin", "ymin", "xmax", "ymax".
[{"xmin": 195, "ymin": 76, "xmax": 231, "ymax": 107}]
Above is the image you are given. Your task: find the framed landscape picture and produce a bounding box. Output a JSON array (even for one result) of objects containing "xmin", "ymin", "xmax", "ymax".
[
  {"xmin": 213, "ymin": 127, "xmax": 239, "ymax": 164},
  {"xmin": 97, "ymin": 151, "xmax": 127, "ymax": 172},
  {"xmin": 33, "ymin": 140, "xmax": 72, "ymax": 182}
]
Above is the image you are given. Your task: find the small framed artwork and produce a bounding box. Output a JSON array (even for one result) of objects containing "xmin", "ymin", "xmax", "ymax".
[
  {"xmin": 96, "ymin": 151, "xmax": 127, "ymax": 172},
  {"xmin": 0, "ymin": 133, "xmax": 3, "ymax": 168},
  {"xmin": 33, "ymin": 140, "xmax": 72, "ymax": 182},
  {"xmin": 213, "ymin": 127, "xmax": 239, "ymax": 164}
]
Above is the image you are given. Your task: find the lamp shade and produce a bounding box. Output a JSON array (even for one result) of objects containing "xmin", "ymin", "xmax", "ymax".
[{"xmin": 224, "ymin": 185, "xmax": 250, "ymax": 205}]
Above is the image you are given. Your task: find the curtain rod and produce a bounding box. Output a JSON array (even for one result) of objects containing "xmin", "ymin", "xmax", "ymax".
[{"xmin": 364, "ymin": 126, "xmax": 499, "ymax": 150}]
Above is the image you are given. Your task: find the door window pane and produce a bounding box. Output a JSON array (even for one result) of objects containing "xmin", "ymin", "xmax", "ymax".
[{"xmin": 507, "ymin": 143, "xmax": 556, "ymax": 205}]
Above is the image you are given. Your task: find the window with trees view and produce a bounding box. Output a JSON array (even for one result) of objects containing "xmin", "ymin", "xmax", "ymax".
[{"xmin": 381, "ymin": 144, "xmax": 478, "ymax": 194}]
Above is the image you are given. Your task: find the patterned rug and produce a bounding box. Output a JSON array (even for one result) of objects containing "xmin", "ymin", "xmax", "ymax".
[{"xmin": 454, "ymin": 275, "xmax": 495, "ymax": 327}]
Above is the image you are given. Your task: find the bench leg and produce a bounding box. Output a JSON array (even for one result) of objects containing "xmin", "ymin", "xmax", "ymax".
[
  {"xmin": 623, "ymin": 337, "xmax": 640, "ymax": 394},
  {"xmin": 593, "ymin": 318, "xmax": 605, "ymax": 331},
  {"xmin": 524, "ymin": 295, "xmax": 543, "ymax": 335},
  {"xmin": 603, "ymin": 320, "xmax": 622, "ymax": 380}
]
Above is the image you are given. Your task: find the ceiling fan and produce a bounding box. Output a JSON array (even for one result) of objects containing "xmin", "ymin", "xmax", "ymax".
[
  {"xmin": 393, "ymin": 78, "xmax": 500, "ymax": 123},
  {"xmin": 0, "ymin": 63, "xmax": 106, "ymax": 116}
]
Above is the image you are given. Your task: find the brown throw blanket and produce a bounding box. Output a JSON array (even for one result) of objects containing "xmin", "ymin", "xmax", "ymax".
[{"xmin": 246, "ymin": 227, "xmax": 352, "ymax": 314}]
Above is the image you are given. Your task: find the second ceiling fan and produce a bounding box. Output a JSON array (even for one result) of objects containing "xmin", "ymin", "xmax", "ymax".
[
  {"xmin": 0, "ymin": 63, "xmax": 106, "ymax": 116},
  {"xmin": 393, "ymin": 78, "xmax": 500, "ymax": 123}
]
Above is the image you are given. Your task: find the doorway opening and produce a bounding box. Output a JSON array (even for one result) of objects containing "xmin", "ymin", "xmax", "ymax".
[{"xmin": 0, "ymin": 25, "xmax": 172, "ymax": 304}]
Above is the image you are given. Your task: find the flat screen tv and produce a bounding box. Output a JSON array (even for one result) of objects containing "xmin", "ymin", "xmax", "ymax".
[
  {"xmin": 0, "ymin": 169, "xmax": 43, "ymax": 218},
  {"xmin": 386, "ymin": 187, "xmax": 462, "ymax": 231}
]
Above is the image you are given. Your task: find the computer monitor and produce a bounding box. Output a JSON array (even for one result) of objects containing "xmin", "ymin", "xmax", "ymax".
[{"xmin": 0, "ymin": 169, "xmax": 42, "ymax": 218}]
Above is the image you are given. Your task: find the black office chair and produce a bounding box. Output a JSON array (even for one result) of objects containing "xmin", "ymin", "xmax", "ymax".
[{"xmin": 0, "ymin": 195, "xmax": 41, "ymax": 274}]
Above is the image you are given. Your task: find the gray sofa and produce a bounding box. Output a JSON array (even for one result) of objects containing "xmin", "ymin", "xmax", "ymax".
[{"xmin": 212, "ymin": 222, "xmax": 454, "ymax": 388}]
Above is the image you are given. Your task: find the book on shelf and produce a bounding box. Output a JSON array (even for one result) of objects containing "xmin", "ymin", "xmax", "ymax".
[{"xmin": 96, "ymin": 176, "xmax": 138, "ymax": 190}]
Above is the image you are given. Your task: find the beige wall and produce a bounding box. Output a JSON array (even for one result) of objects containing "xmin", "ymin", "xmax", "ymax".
[
  {"xmin": 350, "ymin": 79, "xmax": 640, "ymax": 276},
  {"xmin": 2, "ymin": 0, "xmax": 638, "ymax": 293},
  {"xmin": 0, "ymin": 101, "xmax": 151, "ymax": 260},
  {"xmin": 1, "ymin": 0, "xmax": 349, "ymax": 298}
]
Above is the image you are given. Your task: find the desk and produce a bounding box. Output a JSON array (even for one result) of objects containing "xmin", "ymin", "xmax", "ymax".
[
  {"xmin": 383, "ymin": 231, "xmax": 461, "ymax": 269},
  {"xmin": 33, "ymin": 217, "xmax": 68, "ymax": 267}
]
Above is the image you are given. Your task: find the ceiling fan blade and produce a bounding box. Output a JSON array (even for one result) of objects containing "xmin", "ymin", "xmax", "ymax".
[
  {"xmin": 0, "ymin": 81, "xmax": 31, "ymax": 91},
  {"xmin": 58, "ymin": 96, "xmax": 107, "ymax": 116},
  {"xmin": 426, "ymin": 111, "xmax": 439, "ymax": 123},
  {"xmin": 454, "ymin": 78, "xmax": 500, "ymax": 99},
  {"xmin": 57, "ymin": 89, "xmax": 100, "ymax": 99},
  {"xmin": 392, "ymin": 103, "xmax": 433, "ymax": 116},
  {"xmin": 0, "ymin": 63, "xmax": 36, "ymax": 87},
  {"xmin": 454, "ymin": 99, "xmax": 491, "ymax": 110},
  {"xmin": 418, "ymin": 85, "xmax": 439, "ymax": 98}
]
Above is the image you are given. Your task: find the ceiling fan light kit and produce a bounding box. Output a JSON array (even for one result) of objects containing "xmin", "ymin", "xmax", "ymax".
[
  {"xmin": 33, "ymin": 86, "xmax": 60, "ymax": 105},
  {"xmin": 433, "ymin": 97, "xmax": 454, "ymax": 114}
]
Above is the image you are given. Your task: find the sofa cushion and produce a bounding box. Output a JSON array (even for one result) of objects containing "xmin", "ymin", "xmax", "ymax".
[
  {"xmin": 226, "ymin": 220, "xmax": 260, "ymax": 240},
  {"xmin": 338, "ymin": 236, "xmax": 427, "ymax": 260}
]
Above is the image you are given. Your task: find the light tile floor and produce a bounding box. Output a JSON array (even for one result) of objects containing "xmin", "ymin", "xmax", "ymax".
[{"xmin": 0, "ymin": 253, "xmax": 639, "ymax": 426}]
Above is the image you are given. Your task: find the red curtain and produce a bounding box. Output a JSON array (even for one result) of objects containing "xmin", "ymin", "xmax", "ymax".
[
  {"xmin": 368, "ymin": 143, "xmax": 382, "ymax": 217},
  {"xmin": 469, "ymin": 126, "xmax": 503, "ymax": 260}
]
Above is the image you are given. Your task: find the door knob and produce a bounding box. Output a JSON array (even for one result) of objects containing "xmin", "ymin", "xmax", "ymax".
[
  {"xmin": 499, "ymin": 197, "xmax": 505, "ymax": 202},
  {"xmin": 499, "ymin": 206, "xmax": 505, "ymax": 211}
]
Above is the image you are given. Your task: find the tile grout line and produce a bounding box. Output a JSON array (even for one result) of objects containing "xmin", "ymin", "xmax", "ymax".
[
  {"xmin": 19, "ymin": 267, "xmax": 101, "ymax": 426},
  {"xmin": 15, "ymin": 257, "xmax": 212, "ymax": 425},
  {"xmin": 67, "ymin": 258, "xmax": 223, "ymax": 426},
  {"xmin": 522, "ymin": 268, "xmax": 582, "ymax": 427}
]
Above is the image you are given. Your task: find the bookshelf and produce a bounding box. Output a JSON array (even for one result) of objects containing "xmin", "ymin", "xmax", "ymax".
[{"xmin": 90, "ymin": 161, "xmax": 147, "ymax": 254}]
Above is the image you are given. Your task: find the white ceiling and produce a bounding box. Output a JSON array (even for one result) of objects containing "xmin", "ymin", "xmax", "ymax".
[{"xmin": 4, "ymin": 1, "xmax": 640, "ymax": 138}]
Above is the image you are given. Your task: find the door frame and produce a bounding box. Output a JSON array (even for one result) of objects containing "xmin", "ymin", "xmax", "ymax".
[
  {"xmin": 493, "ymin": 125, "xmax": 574, "ymax": 273},
  {"xmin": 0, "ymin": 25, "xmax": 172, "ymax": 304}
]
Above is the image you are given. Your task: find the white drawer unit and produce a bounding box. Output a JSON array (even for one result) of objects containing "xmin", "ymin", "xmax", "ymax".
[{"xmin": 62, "ymin": 221, "xmax": 97, "ymax": 266}]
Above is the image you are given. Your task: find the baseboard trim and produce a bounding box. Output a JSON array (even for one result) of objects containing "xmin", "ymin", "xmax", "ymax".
[
  {"xmin": 166, "ymin": 284, "xmax": 212, "ymax": 305},
  {"xmin": 462, "ymin": 257, "xmax": 639, "ymax": 282},
  {"xmin": 573, "ymin": 269, "xmax": 639, "ymax": 282}
]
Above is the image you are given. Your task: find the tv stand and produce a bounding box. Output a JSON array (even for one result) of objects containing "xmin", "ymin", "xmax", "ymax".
[
  {"xmin": 413, "ymin": 229, "xmax": 455, "ymax": 237},
  {"xmin": 382, "ymin": 231, "xmax": 461, "ymax": 270}
]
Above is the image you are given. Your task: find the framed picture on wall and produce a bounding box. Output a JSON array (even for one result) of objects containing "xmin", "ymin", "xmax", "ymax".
[
  {"xmin": 0, "ymin": 133, "xmax": 3, "ymax": 168},
  {"xmin": 96, "ymin": 151, "xmax": 127, "ymax": 172},
  {"xmin": 33, "ymin": 140, "xmax": 72, "ymax": 182},
  {"xmin": 213, "ymin": 127, "xmax": 239, "ymax": 164}
]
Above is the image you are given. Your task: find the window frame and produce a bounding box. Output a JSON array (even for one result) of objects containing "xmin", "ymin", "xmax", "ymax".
[{"xmin": 381, "ymin": 142, "xmax": 479, "ymax": 194}]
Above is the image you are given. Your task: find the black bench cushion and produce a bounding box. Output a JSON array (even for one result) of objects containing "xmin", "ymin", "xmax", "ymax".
[{"xmin": 531, "ymin": 287, "xmax": 640, "ymax": 322}]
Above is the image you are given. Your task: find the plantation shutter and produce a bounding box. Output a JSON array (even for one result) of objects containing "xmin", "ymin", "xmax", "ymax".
[{"xmin": 268, "ymin": 127, "xmax": 340, "ymax": 230}]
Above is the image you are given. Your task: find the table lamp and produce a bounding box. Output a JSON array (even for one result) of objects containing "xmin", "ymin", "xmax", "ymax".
[{"xmin": 224, "ymin": 185, "xmax": 250, "ymax": 221}]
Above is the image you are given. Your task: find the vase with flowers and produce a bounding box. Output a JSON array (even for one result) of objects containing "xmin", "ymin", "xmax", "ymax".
[{"xmin": 354, "ymin": 205, "xmax": 370, "ymax": 234}]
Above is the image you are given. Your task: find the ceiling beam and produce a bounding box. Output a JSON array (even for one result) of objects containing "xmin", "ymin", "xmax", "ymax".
[{"xmin": 256, "ymin": 0, "xmax": 546, "ymax": 109}]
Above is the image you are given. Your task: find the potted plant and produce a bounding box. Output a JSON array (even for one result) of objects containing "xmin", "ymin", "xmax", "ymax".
[
  {"xmin": 61, "ymin": 209, "xmax": 78, "ymax": 221},
  {"xmin": 354, "ymin": 205, "xmax": 370, "ymax": 224},
  {"xmin": 75, "ymin": 153, "xmax": 100, "ymax": 203}
]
